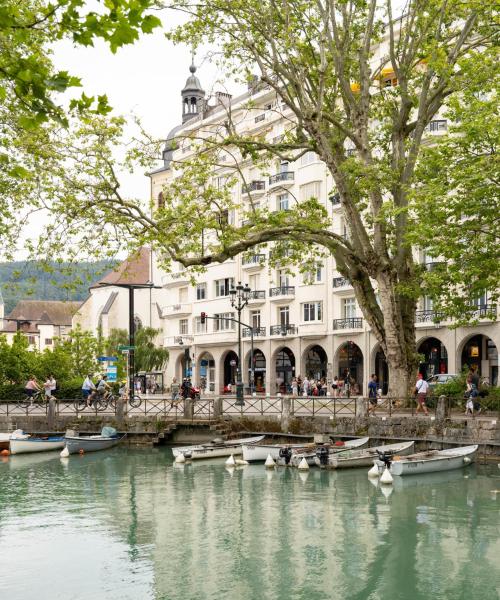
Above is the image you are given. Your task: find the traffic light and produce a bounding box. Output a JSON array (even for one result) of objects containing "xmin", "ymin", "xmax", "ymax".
[{"xmin": 200, "ymin": 312, "xmax": 206, "ymax": 324}]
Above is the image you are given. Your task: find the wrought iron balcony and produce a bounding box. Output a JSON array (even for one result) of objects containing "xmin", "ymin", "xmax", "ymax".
[
  {"xmin": 269, "ymin": 172, "xmax": 294, "ymax": 186},
  {"xmin": 242, "ymin": 180, "xmax": 266, "ymax": 194},
  {"xmin": 470, "ymin": 304, "xmax": 497, "ymax": 319},
  {"xmin": 269, "ymin": 286, "xmax": 295, "ymax": 297},
  {"xmin": 242, "ymin": 253, "xmax": 266, "ymax": 267},
  {"xmin": 248, "ymin": 290, "xmax": 266, "ymax": 301},
  {"xmin": 332, "ymin": 318, "xmax": 363, "ymax": 330},
  {"xmin": 415, "ymin": 310, "xmax": 443, "ymax": 323},
  {"xmin": 332, "ymin": 277, "xmax": 351, "ymax": 288},
  {"xmin": 270, "ymin": 324, "xmax": 297, "ymax": 336},
  {"xmin": 242, "ymin": 327, "xmax": 266, "ymax": 338}
]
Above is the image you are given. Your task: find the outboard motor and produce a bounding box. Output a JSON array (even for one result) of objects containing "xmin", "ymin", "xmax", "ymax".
[
  {"xmin": 376, "ymin": 449, "xmax": 392, "ymax": 469},
  {"xmin": 279, "ymin": 446, "xmax": 293, "ymax": 466},
  {"xmin": 316, "ymin": 445, "xmax": 329, "ymax": 467}
]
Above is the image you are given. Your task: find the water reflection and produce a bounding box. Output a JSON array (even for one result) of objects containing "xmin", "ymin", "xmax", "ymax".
[{"xmin": 0, "ymin": 449, "xmax": 499, "ymax": 600}]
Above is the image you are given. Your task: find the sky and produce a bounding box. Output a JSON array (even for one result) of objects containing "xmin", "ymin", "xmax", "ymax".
[{"xmin": 52, "ymin": 15, "xmax": 243, "ymax": 202}]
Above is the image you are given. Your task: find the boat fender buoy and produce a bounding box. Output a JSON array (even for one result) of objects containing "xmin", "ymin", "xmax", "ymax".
[
  {"xmin": 235, "ymin": 459, "xmax": 249, "ymax": 466},
  {"xmin": 79, "ymin": 449, "xmax": 85, "ymax": 455},
  {"xmin": 463, "ymin": 456, "xmax": 471, "ymax": 464},
  {"xmin": 264, "ymin": 454, "xmax": 276, "ymax": 468},
  {"xmin": 0, "ymin": 449, "xmax": 10, "ymax": 456},
  {"xmin": 368, "ymin": 463, "xmax": 379, "ymax": 478},
  {"xmin": 225, "ymin": 454, "xmax": 236, "ymax": 467},
  {"xmin": 60, "ymin": 447, "xmax": 69, "ymax": 458},
  {"xmin": 380, "ymin": 466, "xmax": 393, "ymax": 485},
  {"xmin": 175, "ymin": 453, "xmax": 186, "ymax": 463},
  {"xmin": 297, "ymin": 457, "xmax": 310, "ymax": 471}
]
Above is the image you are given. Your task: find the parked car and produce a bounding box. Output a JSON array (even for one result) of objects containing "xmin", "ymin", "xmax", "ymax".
[{"xmin": 427, "ymin": 374, "xmax": 458, "ymax": 393}]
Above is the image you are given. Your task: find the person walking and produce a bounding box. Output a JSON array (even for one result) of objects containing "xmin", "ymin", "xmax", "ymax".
[
  {"xmin": 368, "ymin": 374, "xmax": 378, "ymax": 415},
  {"xmin": 291, "ymin": 377, "xmax": 298, "ymax": 397},
  {"xmin": 302, "ymin": 376, "xmax": 310, "ymax": 397},
  {"xmin": 415, "ymin": 374, "xmax": 429, "ymax": 415},
  {"xmin": 331, "ymin": 376, "xmax": 339, "ymax": 398},
  {"xmin": 43, "ymin": 374, "xmax": 57, "ymax": 400},
  {"xmin": 171, "ymin": 377, "xmax": 180, "ymax": 406}
]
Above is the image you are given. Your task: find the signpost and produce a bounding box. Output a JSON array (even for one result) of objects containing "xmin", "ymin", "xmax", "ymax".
[
  {"xmin": 98, "ymin": 356, "xmax": 118, "ymax": 362},
  {"xmin": 106, "ymin": 365, "xmax": 118, "ymax": 382},
  {"xmin": 118, "ymin": 345, "xmax": 136, "ymax": 351}
]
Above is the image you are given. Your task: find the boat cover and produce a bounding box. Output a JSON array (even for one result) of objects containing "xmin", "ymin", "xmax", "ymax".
[{"xmin": 101, "ymin": 426, "xmax": 117, "ymax": 437}]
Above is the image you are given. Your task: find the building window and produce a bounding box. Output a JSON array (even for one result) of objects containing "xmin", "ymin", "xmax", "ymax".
[
  {"xmin": 343, "ymin": 298, "xmax": 357, "ymax": 319},
  {"xmin": 215, "ymin": 278, "xmax": 234, "ymax": 297},
  {"xmin": 428, "ymin": 119, "xmax": 447, "ymax": 132},
  {"xmin": 196, "ymin": 283, "xmax": 207, "ymax": 300},
  {"xmin": 423, "ymin": 296, "xmax": 434, "ymax": 311},
  {"xmin": 300, "ymin": 152, "xmax": 317, "ymax": 166},
  {"xmin": 45, "ymin": 338, "xmax": 53, "ymax": 345},
  {"xmin": 277, "ymin": 193, "xmax": 289, "ymax": 211},
  {"xmin": 179, "ymin": 319, "xmax": 188, "ymax": 335},
  {"xmin": 214, "ymin": 312, "xmax": 235, "ymax": 331},
  {"xmin": 250, "ymin": 310, "xmax": 261, "ymax": 329},
  {"xmin": 280, "ymin": 161, "xmax": 289, "ymax": 173},
  {"xmin": 158, "ymin": 192, "xmax": 164, "ymax": 209},
  {"xmin": 249, "ymin": 274, "xmax": 259, "ymax": 290},
  {"xmin": 194, "ymin": 317, "xmax": 207, "ymax": 334},
  {"xmin": 302, "ymin": 302, "xmax": 322, "ymax": 322},
  {"xmin": 179, "ymin": 287, "xmax": 188, "ymax": 303},
  {"xmin": 304, "ymin": 263, "xmax": 323, "ymax": 284},
  {"xmin": 299, "ymin": 181, "xmax": 321, "ymax": 202},
  {"xmin": 279, "ymin": 306, "xmax": 290, "ymax": 326},
  {"xmin": 27, "ymin": 336, "xmax": 37, "ymax": 345},
  {"xmin": 277, "ymin": 269, "xmax": 289, "ymax": 288}
]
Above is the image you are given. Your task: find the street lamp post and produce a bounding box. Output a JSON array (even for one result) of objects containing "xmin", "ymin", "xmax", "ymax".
[{"xmin": 229, "ymin": 282, "xmax": 251, "ymax": 406}]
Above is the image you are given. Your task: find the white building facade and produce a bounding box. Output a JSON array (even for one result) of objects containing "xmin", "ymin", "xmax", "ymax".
[{"xmin": 149, "ymin": 66, "xmax": 499, "ymax": 395}]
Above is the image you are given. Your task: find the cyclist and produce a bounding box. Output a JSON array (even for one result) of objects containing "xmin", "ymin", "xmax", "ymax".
[
  {"xmin": 43, "ymin": 374, "xmax": 57, "ymax": 400},
  {"xmin": 82, "ymin": 374, "xmax": 96, "ymax": 407},
  {"xmin": 96, "ymin": 375, "xmax": 112, "ymax": 401},
  {"xmin": 25, "ymin": 376, "xmax": 41, "ymax": 398}
]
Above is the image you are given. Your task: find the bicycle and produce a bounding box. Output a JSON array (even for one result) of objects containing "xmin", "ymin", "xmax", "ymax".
[
  {"xmin": 75, "ymin": 392, "xmax": 107, "ymax": 412},
  {"xmin": 17, "ymin": 390, "xmax": 47, "ymax": 410}
]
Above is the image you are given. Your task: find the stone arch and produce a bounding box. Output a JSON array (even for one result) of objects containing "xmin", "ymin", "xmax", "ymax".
[
  {"xmin": 302, "ymin": 344, "xmax": 328, "ymax": 381},
  {"xmin": 244, "ymin": 348, "xmax": 267, "ymax": 393},
  {"xmin": 370, "ymin": 344, "xmax": 388, "ymax": 396},
  {"xmin": 417, "ymin": 336, "xmax": 448, "ymax": 379},
  {"xmin": 197, "ymin": 351, "xmax": 215, "ymax": 393},
  {"xmin": 219, "ymin": 349, "xmax": 238, "ymax": 390},
  {"xmin": 334, "ymin": 341, "xmax": 364, "ymax": 393},
  {"xmin": 272, "ymin": 346, "xmax": 296, "ymax": 394},
  {"xmin": 457, "ymin": 333, "xmax": 498, "ymax": 385}
]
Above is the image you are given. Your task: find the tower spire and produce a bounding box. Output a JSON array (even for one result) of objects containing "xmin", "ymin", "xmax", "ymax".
[{"xmin": 181, "ymin": 55, "xmax": 205, "ymax": 124}]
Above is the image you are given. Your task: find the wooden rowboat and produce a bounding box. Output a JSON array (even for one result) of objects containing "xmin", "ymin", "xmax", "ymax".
[
  {"xmin": 317, "ymin": 440, "xmax": 415, "ymax": 469},
  {"xmin": 387, "ymin": 445, "xmax": 478, "ymax": 476},
  {"xmin": 172, "ymin": 435, "xmax": 265, "ymax": 460}
]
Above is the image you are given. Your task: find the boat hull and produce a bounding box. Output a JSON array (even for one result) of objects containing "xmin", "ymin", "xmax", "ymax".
[
  {"xmin": 324, "ymin": 441, "xmax": 415, "ymax": 469},
  {"xmin": 64, "ymin": 435, "xmax": 124, "ymax": 455},
  {"xmin": 172, "ymin": 435, "xmax": 265, "ymax": 460},
  {"xmin": 10, "ymin": 438, "xmax": 65, "ymax": 455},
  {"xmin": 390, "ymin": 445, "xmax": 478, "ymax": 476},
  {"xmin": 290, "ymin": 437, "xmax": 370, "ymax": 467},
  {"xmin": 241, "ymin": 443, "xmax": 306, "ymax": 462}
]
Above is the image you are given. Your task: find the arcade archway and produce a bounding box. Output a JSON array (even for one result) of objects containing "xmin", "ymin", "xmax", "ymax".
[
  {"xmin": 304, "ymin": 345, "xmax": 328, "ymax": 381},
  {"xmin": 248, "ymin": 349, "xmax": 266, "ymax": 392},
  {"xmin": 337, "ymin": 341, "xmax": 364, "ymax": 392},
  {"xmin": 461, "ymin": 334, "xmax": 498, "ymax": 386},
  {"xmin": 275, "ymin": 347, "xmax": 295, "ymax": 393},
  {"xmin": 223, "ymin": 350, "xmax": 238, "ymax": 387},
  {"xmin": 198, "ymin": 352, "xmax": 215, "ymax": 393},
  {"xmin": 374, "ymin": 347, "xmax": 389, "ymax": 395},
  {"xmin": 417, "ymin": 338, "xmax": 448, "ymax": 379}
]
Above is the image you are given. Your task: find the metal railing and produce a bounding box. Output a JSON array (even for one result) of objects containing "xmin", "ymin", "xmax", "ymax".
[
  {"xmin": 242, "ymin": 181, "xmax": 265, "ymax": 193},
  {"xmin": 269, "ymin": 172, "xmax": 294, "ymax": 185},
  {"xmin": 269, "ymin": 286, "xmax": 295, "ymax": 297},
  {"xmin": 332, "ymin": 317, "xmax": 363, "ymax": 329},
  {"xmin": 242, "ymin": 327, "xmax": 266, "ymax": 337},
  {"xmin": 270, "ymin": 324, "xmax": 297, "ymax": 335},
  {"xmin": 332, "ymin": 277, "xmax": 350, "ymax": 288},
  {"xmin": 242, "ymin": 253, "xmax": 266, "ymax": 266},
  {"xmin": 248, "ymin": 290, "xmax": 266, "ymax": 300},
  {"xmin": 415, "ymin": 310, "xmax": 443, "ymax": 323}
]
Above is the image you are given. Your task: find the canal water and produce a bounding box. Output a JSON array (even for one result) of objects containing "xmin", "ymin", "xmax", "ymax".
[{"xmin": 0, "ymin": 448, "xmax": 499, "ymax": 600}]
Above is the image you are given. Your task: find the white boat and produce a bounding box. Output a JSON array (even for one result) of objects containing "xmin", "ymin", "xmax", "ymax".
[
  {"xmin": 242, "ymin": 442, "xmax": 310, "ymax": 463},
  {"xmin": 387, "ymin": 445, "xmax": 478, "ymax": 476},
  {"xmin": 0, "ymin": 429, "xmax": 30, "ymax": 450},
  {"xmin": 289, "ymin": 437, "xmax": 370, "ymax": 467},
  {"xmin": 10, "ymin": 436, "xmax": 65, "ymax": 455},
  {"xmin": 64, "ymin": 434, "xmax": 124, "ymax": 455},
  {"xmin": 172, "ymin": 435, "xmax": 265, "ymax": 460},
  {"xmin": 319, "ymin": 440, "xmax": 415, "ymax": 469}
]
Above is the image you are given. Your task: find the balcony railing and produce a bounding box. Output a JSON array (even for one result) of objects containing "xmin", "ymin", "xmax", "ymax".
[
  {"xmin": 242, "ymin": 180, "xmax": 266, "ymax": 194},
  {"xmin": 332, "ymin": 318, "xmax": 363, "ymax": 330},
  {"xmin": 470, "ymin": 304, "xmax": 497, "ymax": 319},
  {"xmin": 242, "ymin": 327, "xmax": 266, "ymax": 337},
  {"xmin": 270, "ymin": 324, "xmax": 297, "ymax": 336},
  {"xmin": 269, "ymin": 286, "xmax": 295, "ymax": 297},
  {"xmin": 163, "ymin": 303, "xmax": 193, "ymax": 317},
  {"xmin": 332, "ymin": 277, "xmax": 350, "ymax": 288},
  {"xmin": 242, "ymin": 253, "xmax": 266, "ymax": 266},
  {"xmin": 248, "ymin": 290, "xmax": 266, "ymax": 300},
  {"xmin": 415, "ymin": 310, "xmax": 443, "ymax": 323},
  {"xmin": 269, "ymin": 172, "xmax": 294, "ymax": 185}
]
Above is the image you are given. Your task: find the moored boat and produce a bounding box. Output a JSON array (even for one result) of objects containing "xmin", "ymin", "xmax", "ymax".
[
  {"xmin": 64, "ymin": 429, "xmax": 125, "ymax": 455},
  {"xmin": 242, "ymin": 442, "xmax": 309, "ymax": 463},
  {"xmin": 10, "ymin": 436, "xmax": 65, "ymax": 455},
  {"xmin": 289, "ymin": 437, "xmax": 370, "ymax": 467},
  {"xmin": 387, "ymin": 445, "xmax": 478, "ymax": 476},
  {"xmin": 318, "ymin": 440, "xmax": 415, "ymax": 469},
  {"xmin": 172, "ymin": 435, "xmax": 265, "ymax": 460},
  {"xmin": 0, "ymin": 429, "xmax": 30, "ymax": 450}
]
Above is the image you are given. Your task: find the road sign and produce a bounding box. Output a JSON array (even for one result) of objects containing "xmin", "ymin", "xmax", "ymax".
[
  {"xmin": 106, "ymin": 365, "xmax": 117, "ymax": 382},
  {"xmin": 97, "ymin": 356, "xmax": 118, "ymax": 362},
  {"xmin": 118, "ymin": 345, "xmax": 136, "ymax": 351}
]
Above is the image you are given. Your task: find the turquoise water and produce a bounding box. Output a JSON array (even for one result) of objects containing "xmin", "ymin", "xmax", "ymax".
[{"xmin": 0, "ymin": 448, "xmax": 499, "ymax": 600}]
